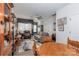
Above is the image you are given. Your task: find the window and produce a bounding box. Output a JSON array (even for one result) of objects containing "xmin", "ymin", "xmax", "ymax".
[{"xmin": 18, "ymin": 23, "xmax": 32, "ymax": 33}]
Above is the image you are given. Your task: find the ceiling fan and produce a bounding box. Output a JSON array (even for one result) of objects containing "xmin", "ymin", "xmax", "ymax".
[{"xmin": 35, "ymin": 16, "xmax": 43, "ymax": 19}]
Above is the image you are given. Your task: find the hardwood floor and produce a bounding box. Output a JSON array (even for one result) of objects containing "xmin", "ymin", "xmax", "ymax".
[{"xmin": 33, "ymin": 36, "xmax": 79, "ymax": 56}]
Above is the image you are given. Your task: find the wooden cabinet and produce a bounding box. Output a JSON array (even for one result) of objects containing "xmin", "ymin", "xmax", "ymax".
[{"xmin": 0, "ymin": 3, "xmax": 14, "ymax": 56}]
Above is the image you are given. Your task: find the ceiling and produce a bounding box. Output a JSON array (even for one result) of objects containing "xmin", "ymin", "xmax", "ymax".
[{"xmin": 14, "ymin": 3, "xmax": 68, "ymax": 19}]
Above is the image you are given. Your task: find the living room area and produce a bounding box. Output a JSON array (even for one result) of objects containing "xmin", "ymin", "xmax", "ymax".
[
  {"xmin": 14, "ymin": 15, "xmax": 56, "ymax": 55},
  {"xmin": 1, "ymin": 3, "xmax": 79, "ymax": 56}
]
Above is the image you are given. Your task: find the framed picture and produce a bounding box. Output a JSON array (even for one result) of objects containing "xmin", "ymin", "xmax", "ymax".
[
  {"xmin": 63, "ymin": 17, "xmax": 67, "ymax": 25},
  {"xmin": 58, "ymin": 24, "xmax": 64, "ymax": 31},
  {"xmin": 57, "ymin": 18, "xmax": 64, "ymax": 31}
]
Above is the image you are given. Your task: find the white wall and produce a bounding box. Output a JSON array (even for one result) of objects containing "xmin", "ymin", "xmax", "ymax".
[
  {"xmin": 42, "ymin": 16, "xmax": 56, "ymax": 36},
  {"xmin": 56, "ymin": 3, "xmax": 79, "ymax": 44},
  {"xmin": 69, "ymin": 15, "xmax": 79, "ymax": 41}
]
